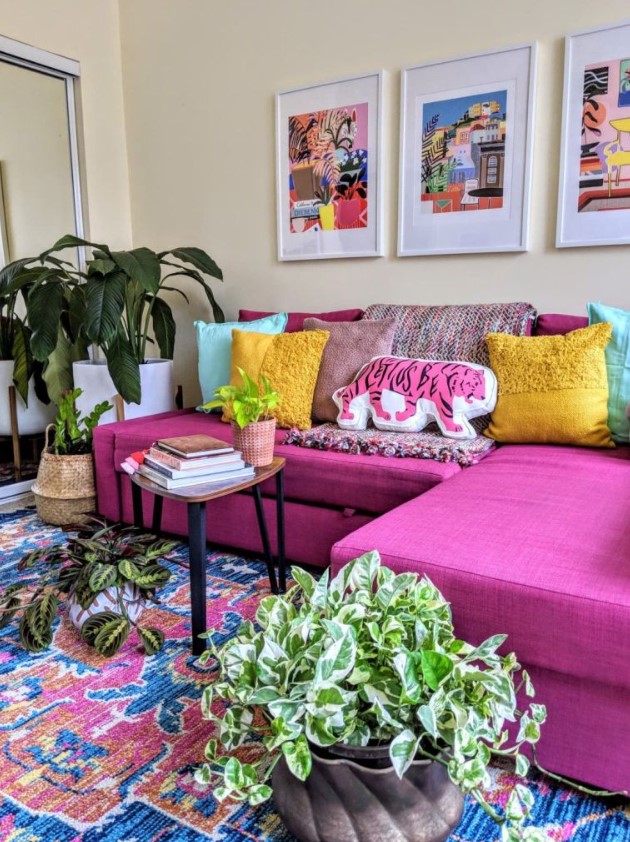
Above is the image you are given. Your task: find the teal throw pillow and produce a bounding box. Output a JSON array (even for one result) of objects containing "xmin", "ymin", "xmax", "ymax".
[
  {"xmin": 587, "ymin": 302, "xmax": 630, "ymax": 443},
  {"xmin": 195, "ymin": 313, "xmax": 288, "ymax": 404}
]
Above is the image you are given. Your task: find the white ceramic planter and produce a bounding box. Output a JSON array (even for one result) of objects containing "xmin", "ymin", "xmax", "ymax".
[
  {"xmin": 72, "ymin": 359, "xmax": 175, "ymax": 425},
  {"xmin": 67, "ymin": 581, "xmax": 145, "ymax": 631},
  {"xmin": 0, "ymin": 360, "xmax": 56, "ymax": 436}
]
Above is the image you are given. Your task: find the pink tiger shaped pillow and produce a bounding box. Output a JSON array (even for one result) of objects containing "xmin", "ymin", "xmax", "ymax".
[{"xmin": 333, "ymin": 355, "xmax": 497, "ymax": 440}]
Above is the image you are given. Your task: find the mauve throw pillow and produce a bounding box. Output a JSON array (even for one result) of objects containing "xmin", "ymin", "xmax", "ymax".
[
  {"xmin": 304, "ymin": 317, "xmax": 396, "ymax": 422},
  {"xmin": 239, "ymin": 308, "xmax": 363, "ymax": 333}
]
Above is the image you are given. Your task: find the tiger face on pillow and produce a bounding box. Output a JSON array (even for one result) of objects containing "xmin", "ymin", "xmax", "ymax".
[{"xmin": 333, "ymin": 356, "xmax": 497, "ymax": 440}]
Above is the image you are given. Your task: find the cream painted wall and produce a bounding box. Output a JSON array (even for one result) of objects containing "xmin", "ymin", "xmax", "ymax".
[
  {"xmin": 0, "ymin": 0, "xmax": 132, "ymax": 249},
  {"xmin": 117, "ymin": 2, "xmax": 628, "ymax": 405}
]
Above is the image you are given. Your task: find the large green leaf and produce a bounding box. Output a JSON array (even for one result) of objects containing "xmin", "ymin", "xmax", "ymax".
[
  {"xmin": 93, "ymin": 615, "xmax": 131, "ymax": 657},
  {"xmin": 42, "ymin": 329, "xmax": 74, "ymax": 405},
  {"xmin": 85, "ymin": 272, "xmax": 126, "ymax": 346},
  {"xmin": 27, "ymin": 281, "xmax": 66, "ymax": 361},
  {"xmin": 162, "ymin": 247, "xmax": 223, "ymax": 281},
  {"xmin": 88, "ymin": 563, "xmax": 118, "ymax": 592},
  {"xmin": 389, "ymin": 729, "xmax": 420, "ymax": 779},
  {"xmin": 104, "ymin": 332, "xmax": 141, "ymax": 404},
  {"xmin": 111, "ymin": 248, "xmax": 161, "ymax": 293},
  {"xmin": 150, "ymin": 297, "xmax": 176, "ymax": 359},
  {"xmin": 314, "ymin": 631, "xmax": 356, "ymax": 684},
  {"xmin": 281, "ymin": 734, "xmax": 312, "ymax": 781},
  {"xmin": 420, "ymin": 650, "xmax": 453, "ymax": 691},
  {"xmin": 132, "ymin": 564, "xmax": 171, "ymax": 588},
  {"xmin": 19, "ymin": 612, "xmax": 53, "ymax": 651},
  {"xmin": 0, "ymin": 258, "xmax": 36, "ymax": 294},
  {"xmin": 118, "ymin": 559, "xmax": 142, "ymax": 582},
  {"xmin": 67, "ymin": 286, "xmax": 89, "ymax": 350},
  {"xmin": 162, "ymin": 266, "xmax": 225, "ymax": 324},
  {"xmin": 40, "ymin": 234, "xmax": 111, "ymax": 259},
  {"xmin": 81, "ymin": 610, "xmax": 120, "ymax": 646},
  {"xmin": 10, "ymin": 319, "xmax": 32, "ymax": 404},
  {"xmin": 0, "ymin": 595, "xmax": 20, "ymax": 629},
  {"xmin": 137, "ymin": 626, "xmax": 164, "ymax": 655}
]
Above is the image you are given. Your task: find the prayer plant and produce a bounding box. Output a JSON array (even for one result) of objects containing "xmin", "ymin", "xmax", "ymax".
[
  {"xmin": 0, "ymin": 519, "xmax": 175, "ymax": 656},
  {"xmin": 196, "ymin": 551, "xmax": 551, "ymax": 842}
]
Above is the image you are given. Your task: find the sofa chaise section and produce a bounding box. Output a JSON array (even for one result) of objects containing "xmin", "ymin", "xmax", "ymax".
[
  {"xmin": 331, "ymin": 443, "xmax": 630, "ymax": 793},
  {"xmin": 93, "ymin": 410, "xmax": 462, "ymax": 566}
]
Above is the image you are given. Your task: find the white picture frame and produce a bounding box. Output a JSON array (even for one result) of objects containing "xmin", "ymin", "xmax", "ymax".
[
  {"xmin": 556, "ymin": 20, "xmax": 630, "ymax": 248},
  {"xmin": 275, "ymin": 70, "xmax": 384, "ymax": 261},
  {"xmin": 398, "ymin": 44, "xmax": 537, "ymax": 256}
]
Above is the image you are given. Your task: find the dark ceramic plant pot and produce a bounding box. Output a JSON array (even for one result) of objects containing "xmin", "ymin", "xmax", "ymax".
[{"xmin": 272, "ymin": 742, "xmax": 465, "ymax": 842}]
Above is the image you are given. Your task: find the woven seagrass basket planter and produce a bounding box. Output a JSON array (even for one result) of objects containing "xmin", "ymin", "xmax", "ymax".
[
  {"xmin": 32, "ymin": 426, "xmax": 96, "ymax": 525},
  {"xmin": 230, "ymin": 418, "xmax": 276, "ymax": 467}
]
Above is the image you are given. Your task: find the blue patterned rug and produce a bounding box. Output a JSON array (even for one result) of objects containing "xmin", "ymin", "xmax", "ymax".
[{"xmin": 0, "ymin": 508, "xmax": 628, "ymax": 841}]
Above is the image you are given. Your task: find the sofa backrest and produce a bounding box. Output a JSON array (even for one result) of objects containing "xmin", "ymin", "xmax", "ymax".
[{"xmin": 534, "ymin": 313, "xmax": 588, "ymax": 336}]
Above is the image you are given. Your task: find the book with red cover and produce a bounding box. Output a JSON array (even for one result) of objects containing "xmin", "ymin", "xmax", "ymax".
[
  {"xmin": 155, "ymin": 434, "xmax": 233, "ymax": 459},
  {"xmin": 147, "ymin": 446, "xmax": 242, "ymax": 471}
]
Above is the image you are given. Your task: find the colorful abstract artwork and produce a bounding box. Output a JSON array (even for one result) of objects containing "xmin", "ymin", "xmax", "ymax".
[
  {"xmin": 420, "ymin": 89, "xmax": 507, "ymax": 214},
  {"xmin": 578, "ymin": 58, "xmax": 630, "ymax": 211},
  {"xmin": 287, "ymin": 102, "xmax": 368, "ymax": 234}
]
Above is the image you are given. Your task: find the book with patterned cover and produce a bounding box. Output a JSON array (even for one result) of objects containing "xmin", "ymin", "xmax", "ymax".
[
  {"xmin": 155, "ymin": 434, "xmax": 233, "ymax": 458},
  {"xmin": 147, "ymin": 447, "xmax": 241, "ymax": 471}
]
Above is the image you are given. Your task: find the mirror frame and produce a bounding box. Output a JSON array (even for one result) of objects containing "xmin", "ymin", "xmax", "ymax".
[
  {"xmin": 0, "ymin": 34, "xmax": 86, "ymax": 500},
  {"xmin": 0, "ymin": 33, "xmax": 86, "ymax": 262}
]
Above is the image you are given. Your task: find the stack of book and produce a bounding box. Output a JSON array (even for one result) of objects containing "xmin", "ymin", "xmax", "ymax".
[{"xmin": 139, "ymin": 434, "xmax": 255, "ymax": 489}]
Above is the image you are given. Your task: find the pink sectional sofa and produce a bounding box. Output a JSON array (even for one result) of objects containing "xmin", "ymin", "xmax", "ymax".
[
  {"xmin": 94, "ymin": 409, "xmax": 462, "ymax": 567},
  {"xmin": 92, "ymin": 311, "xmax": 630, "ymax": 795}
]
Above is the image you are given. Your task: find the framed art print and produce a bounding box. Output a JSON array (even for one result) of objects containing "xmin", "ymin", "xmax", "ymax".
[
  {"xmin": 276, "ymin": 71, "xmax": 384, "ymax": 261},
  {"xmin": 557, "ymin": 20, "xmax": 630, "ymax": 247},
  {"xmin": 398, "ymin": 44, "xmax": 537, "ymax": 256}
]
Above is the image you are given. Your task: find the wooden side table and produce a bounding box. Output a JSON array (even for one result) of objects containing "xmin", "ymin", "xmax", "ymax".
[{"xmin": 130, "ymin": 456, "xmax": 286, "ymax": 655}]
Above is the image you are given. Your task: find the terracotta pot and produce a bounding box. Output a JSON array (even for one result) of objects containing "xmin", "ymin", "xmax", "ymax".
[
  {"xmin": 272, "ymin": 742, "xmax": 464, "ymax": 842},
  {"xmin": 230, "ymin": 419, "xmax": 276, "ymax": 467}
]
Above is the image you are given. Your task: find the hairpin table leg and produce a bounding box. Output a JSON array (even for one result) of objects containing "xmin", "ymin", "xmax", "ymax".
[
  {"xmin": 276, "ymin": 469, "xmax": 286, "ymax": 593},
  {"xmin": 252, "ymin": 484, "xmax": 279, "ymax": 594},
  {"xmin": 187, "ymin": 501, "xmax": 207, "ymax": 656}
]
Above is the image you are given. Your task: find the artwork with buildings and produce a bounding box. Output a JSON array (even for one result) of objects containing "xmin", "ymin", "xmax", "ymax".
[
  {"xmin": 287, "ymin": 102, "xmax": 368, "ymax": 234},
  {"xmin": 578, "ymin": 58, "xmax": 630, "ymax": 212},
  {"xmin": 420, "ymin": 89, "xmax": 507, "ymax": 213}
]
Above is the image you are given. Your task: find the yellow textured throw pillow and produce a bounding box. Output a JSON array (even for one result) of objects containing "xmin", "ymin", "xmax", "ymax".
[
  {"xmin": 230, "ymin": 329, "xmax": 329, "ymax": 429},
  {"xmin": 484, "ymin": 323, "xmax": 614, "ymax": 447}
]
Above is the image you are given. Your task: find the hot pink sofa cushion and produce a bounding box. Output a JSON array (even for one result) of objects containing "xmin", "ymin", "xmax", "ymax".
[
  {"xmin": 534, "ymin": 313, "xmax": 588, "ymax": 336},
  {"xmin": 238, "ymin": 308, "xmax": 364, "ymax": 333},
  {"xmin": 94, "ymin": 411, "xmax": 461, "ymax": 523},
  {"xmin": 331, "ymin": 443, "xmax": 630, "ymax": 691}
]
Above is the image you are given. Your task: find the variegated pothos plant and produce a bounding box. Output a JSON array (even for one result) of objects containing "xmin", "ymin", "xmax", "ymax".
[{"xmin": 196, "ymin": 551, "xmax": 550, "ymax": 842}]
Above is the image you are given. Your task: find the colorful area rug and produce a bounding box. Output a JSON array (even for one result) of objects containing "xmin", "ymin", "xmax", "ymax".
[{"xmin": 0, "ymin": 508, "xmax": 628, "ymax": 841}]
